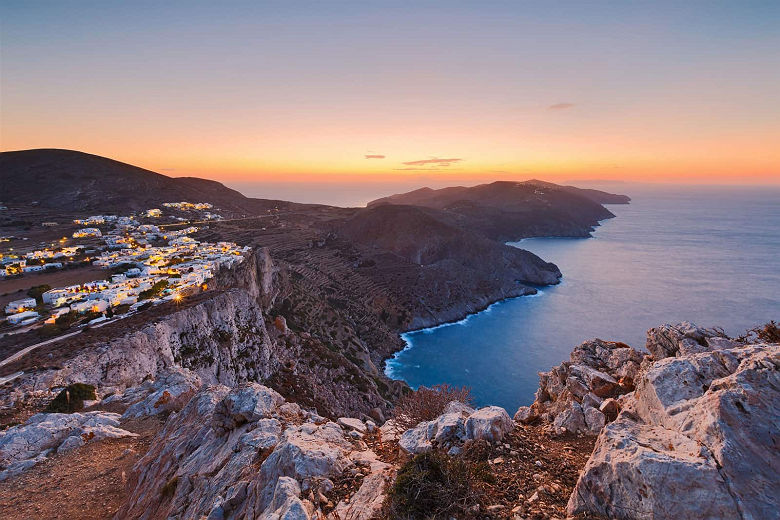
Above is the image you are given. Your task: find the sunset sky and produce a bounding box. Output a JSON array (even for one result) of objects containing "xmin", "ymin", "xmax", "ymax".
[{"xmin": 2, "ymin": 1, "xmax": 779, "ymax": 185}]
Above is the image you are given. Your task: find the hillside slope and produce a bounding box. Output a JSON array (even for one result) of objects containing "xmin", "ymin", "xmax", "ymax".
[
  {"xmin": 367, "ymin": 180, "xmax": 629, "ymax": 240},
  {"xmin": 0, "ymin": 149, "xmax": 274, "ymax": 215}
]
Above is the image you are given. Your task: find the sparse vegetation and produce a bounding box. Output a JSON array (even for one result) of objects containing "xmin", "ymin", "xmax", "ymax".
[
  {"xmin": 140, "ymin": 279, "xmax": 168, "ymax": 300},
  {"xmin": 45, "ymin": 383, "xmax": 97, "ymax": 413},
  {"xmin": 385, "ymin": 451, "xmax": 489, "ymax": 519},
  {"xmin": 26, "ymin": 284, "xmax": 51, "ymax": 304},
  {"xmin": 391, "ymin": 383, "xmax": 473, "ymax": 432},
  {"xmin": 738, "ymin": 320, "xmax": 780, "ymax": 344}
]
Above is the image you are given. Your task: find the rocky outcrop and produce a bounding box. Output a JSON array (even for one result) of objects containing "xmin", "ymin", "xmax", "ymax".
[
  {"xmin": 515, "ymin": 339, "xmax": 646, "ymax": 435},
  {"xmin": 117, "ymin": 382, "xmax": 391, "ymax": 520},
  {"xmin": 100, "ymin": 367, "xmax": 202, "ymax": 419},
  {"xmin": 568, "ymin": 339, "xmax": 779, "ymax": 519},
  {"xmin": 8, "ymin": 289, "xmax": 278, "ymax": 403},
  {"xmin": 0, "ymin": 411, "xmax": 136, "ymax": 481},
  {"xmin": 399, "ymin": 402, "xmax": 513, "ymax": 455},
  {"xmin": 645, "ymin": 321, "xmax": 737, "ymax": 360}
]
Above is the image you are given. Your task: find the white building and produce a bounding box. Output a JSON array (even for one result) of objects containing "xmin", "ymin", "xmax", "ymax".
[
  {"xmin": 5, "ymin": 298, "xmax": 37, "ymax": 314},
  {"xmin": 71, "ymin": 301, "xmax": 98, "ymax": 313},
  {"xmin": 73, "ymin": 228, "xmax": 102, "ymax": 238},
  {"xmin": 7, "ymin": 310, "xmax": 39, "ymax": 325}
]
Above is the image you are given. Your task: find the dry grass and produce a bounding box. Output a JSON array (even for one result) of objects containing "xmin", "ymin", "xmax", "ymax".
[
  {"xmin": 391, "ymin": 384, "xmax": 472, "ymax": 432},
  {"xmin": 738, "ymin": 320, "xmax": 780, "ymax": 344}
]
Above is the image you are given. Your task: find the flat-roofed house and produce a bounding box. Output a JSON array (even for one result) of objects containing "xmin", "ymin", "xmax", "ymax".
[
  {"xmin": 5, "ymin": 298, "xmax": 37, "ymax": 314},
  {"xmin": 7, "ymin": 310, "xmax": 39, "ymax": 324}
]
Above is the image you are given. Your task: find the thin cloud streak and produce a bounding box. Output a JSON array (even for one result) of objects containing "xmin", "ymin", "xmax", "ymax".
[
  {"xmin": 364, "ymin": 154, "xmax": 386, "ymax": 159},
  {"xmin": 548, "ymin": 102, "xmax": 575, "ymax": 110},
  {"xmin": 402, "ymin": 157, "xmax": 462, "ymax": 167}
]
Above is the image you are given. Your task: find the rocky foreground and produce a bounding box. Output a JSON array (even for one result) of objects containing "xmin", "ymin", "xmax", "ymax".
[{"xmin": 0, "ymin": 322, "xmax": 777, "ymax": 519}]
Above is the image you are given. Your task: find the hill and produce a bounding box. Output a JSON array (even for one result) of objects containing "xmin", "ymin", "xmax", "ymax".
[
  {"xmin": 0, "ymin": 149, "xmax": 277, "ymax": 215},
  {"xmin": 367, "ymin": 180, "xmax": 629, "ymax": 241},
  {"xmin": 338, "ymin": 204, "xmax": 559, "ymax": 282}
]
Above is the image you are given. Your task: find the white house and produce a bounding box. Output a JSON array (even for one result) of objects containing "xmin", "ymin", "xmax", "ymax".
[
  {"xmin": 7, "ymin": 310, "xmax": 39, "ymax": 325},
  {"xmin": 70, "ymin": 301, "xmax": 96, "ymax": 313},
  {"xmin": 73, "ymin": 228, "xmax": 102, "ymax": 238},
  {"xmin": 5, "ymin": 298, "xmax": 37, "ymax": 314},
  {"xmin": 45, "ymin": 307, "xmax": 71, "ymax": 324}
]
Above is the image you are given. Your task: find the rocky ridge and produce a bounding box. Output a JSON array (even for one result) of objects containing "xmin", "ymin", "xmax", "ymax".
[
  {"xmin": 117, "ymin": 381, "xmax": 392, "ymax": 520},
  {"xmin": 1, "ymin": 322, "xmax": 776, "ymax": 520},
  {"xmin": 567, "ymin": 323, "xmax": 779, "ymax": 520}
]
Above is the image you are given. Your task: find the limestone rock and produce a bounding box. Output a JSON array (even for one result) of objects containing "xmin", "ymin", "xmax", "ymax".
[
  {"xmin": 552, "ymin": 401, "xmax": 586, "ymax": 435},
  {"xmin": 443, "ymin": 400, "xmax": 475, "ymax": 415},
  {"xmin": 331, "ymin": 451, "xmax": 394, "ymax": 520},
  {"xmin": 645, "ymin": 321, "xmax": 733, "ymax": 360},
  {"xmin": 568, "ymin": 420, "xmax": 741, "ymax": 519},
  {"xmin": 398, "ymin": 420, "xmax": 434, "ymax": 454},
  {"xmin": 582, "ymin": 405, "xmax": 605, "ymax": 434},
  {"xmin": 117, "ymin": 383, "xmax": 386, "ymax": 520},
  {"xmin": 399, "ymin": 404, "xmax": 513, "ymax": 454},
  {"xmin": 598, "ymin": 398, "xmax": 620, "ymax": 421},
  {"xmin": 0, "ymin": 411, "xmax": 137, "ymax": 481},
  {"xmin": 464, "ymin": 406, "xmax": 513, "ymax": 442},
  {"xmin": 513, "ymin": 405, "xmax": 535, "ymax": 423},
  {"xmin": 520, "ymin": 338, "xmax": 645, "ymax": 435},
  {"xmin": 102, "ymin": 367, "xmax": 202, "ymax": 419},
  {"xmin": 568, "ymin": 342, "xmax": 780, "ymax": 519},
  {"xmin": 337, "ymin": 417, "xmax": 367, "ymax": 434},
  {"xmin": 212, "ymin": 382, "xmax": 285, "ymax": 433}
]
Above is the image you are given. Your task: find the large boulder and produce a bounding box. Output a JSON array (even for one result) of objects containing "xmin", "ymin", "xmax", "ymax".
[
  {"xmin": 464, "ymin": 406, "xmax": 513, "ymax": 442},
  {"xmin": 568, "ymin": 342, "xmax": 780, "ymax": 519},
  {"xmin": 399, "ymin": 403, "xmax": 512, "ymax": 454},
  {"xmin": 117, "ymin": 382, "xmax": 387, "ymax": 520},
  {"xmin": 0, "ymin": 411, "xmax": 137, "ymax": 481},
  {"xmin": 517, "ymin": 339, "xmax": 646, "ymax": 434}
]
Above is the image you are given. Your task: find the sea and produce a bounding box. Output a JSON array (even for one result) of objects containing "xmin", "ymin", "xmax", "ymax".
[{"xmin": 382, "ymin": 184, "xmax": 780, "ymax": 412}]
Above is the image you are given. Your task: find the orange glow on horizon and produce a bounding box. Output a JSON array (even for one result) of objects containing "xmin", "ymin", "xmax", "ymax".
[{"xmin": 2, "ymin": 3, "xmax": 778, "ymax": 187}]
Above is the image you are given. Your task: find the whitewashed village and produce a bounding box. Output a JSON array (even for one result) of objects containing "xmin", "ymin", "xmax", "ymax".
[{"xmin": 1, "ymin": 202, "xmax": 248, "ymax": 333}]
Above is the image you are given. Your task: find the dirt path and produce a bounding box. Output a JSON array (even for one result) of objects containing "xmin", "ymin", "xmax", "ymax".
[{"xmin": 0, "ymin": 418, "xmax": 159, "ymax": 520}]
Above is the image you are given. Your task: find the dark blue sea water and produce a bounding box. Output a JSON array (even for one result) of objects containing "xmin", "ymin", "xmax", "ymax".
[{"xmin": 385, "ymin": 184, "xmax": 780, "ymax": 412}]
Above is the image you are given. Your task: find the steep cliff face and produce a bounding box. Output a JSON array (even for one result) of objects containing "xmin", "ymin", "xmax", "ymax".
[
  {"xmin": 5, "ymin": 288, "xmax": 278, "ymax": 400},
  {"xmin": 0, "ymin": 248, "xmax": 397, "ymax": 421}
]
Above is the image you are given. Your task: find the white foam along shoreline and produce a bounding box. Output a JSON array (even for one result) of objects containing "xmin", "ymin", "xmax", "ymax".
[{"xmin": 383, "ymin": 289, "xmax": 545, "ymax": 381}]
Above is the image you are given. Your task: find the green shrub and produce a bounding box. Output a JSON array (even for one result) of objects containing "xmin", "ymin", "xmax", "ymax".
[
  {"xmin": 45, "ymin": 383, "xmax": 97, "ymax": 413},
  {"xmin": 140, "ymin": 280, "xmax": 168, "ymax": 300},
  {"xmin": 55, "ymin": 310, "xmax": 81, "ymax": 329},
  {"xmin": 386, "ymin": 451, "xmax": 487, "ymax": 519},
  {"xmin": 27, "ymin": 284, "xmax": 51, "ymax": 304}
]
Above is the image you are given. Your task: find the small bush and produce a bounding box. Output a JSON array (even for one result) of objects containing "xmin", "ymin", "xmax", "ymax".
[
  {"xmin": 386, "ymin": 451, "xmax": 488, "ymax": 519},
  {"xmin": 27, "ymin": 284, "xmax": 51, "ymax": 304},
  {"xmin": 55, "ymin": 310, "xmax": 81, "ymax": 329},
  {"xmin": 392, "ymin": 383, "xmax": 472, "ymax": 432},
  {"xmin": 140, "ymin": 280, "xmax": 168, "ymax": 300},
  {"xmin": 45, "ymin": 383, "xmax": 97, "ymax": 413},
  {"xmin": 738, "ymin": 320, "xmax": 780, "ymax": 344}
]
